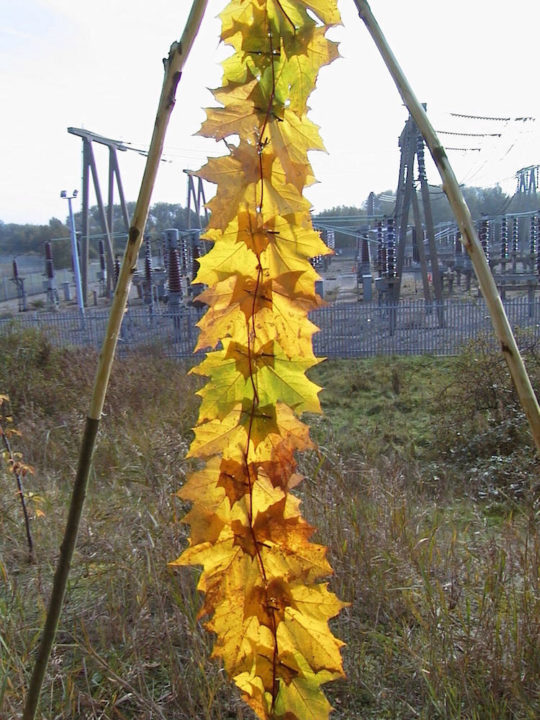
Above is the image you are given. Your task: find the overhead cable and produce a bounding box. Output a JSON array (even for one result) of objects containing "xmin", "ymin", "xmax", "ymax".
[
  {"xmin": 437, "ymin": 130, "xmax": 502, "ymax": 138},
  {"xmin": 449, "ymin": 112, "xmax": 535, "ymax": 122}
]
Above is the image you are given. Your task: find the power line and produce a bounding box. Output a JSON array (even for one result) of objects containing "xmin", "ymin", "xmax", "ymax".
[
  {"xmin": 437, "ymin": 130, "xmax": 502, "ymax": 138},
  {"xmin": 449, "ymin": 112, "xmax": 509, "ymax": 122},
  {"xmin": 445, "ymin": 146, "xmax": 481, "ymax": 152},
  {"xmin": 449, "ymin": 112, "xmax": 535, "ymax": 122}
]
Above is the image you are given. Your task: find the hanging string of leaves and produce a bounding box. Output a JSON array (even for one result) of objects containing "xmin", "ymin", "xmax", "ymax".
[{"xmin": 171, "ymin": 1, "xmax": 346, "ymax": 717}]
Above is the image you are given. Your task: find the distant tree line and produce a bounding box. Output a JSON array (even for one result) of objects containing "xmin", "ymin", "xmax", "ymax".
[
  {"xmin": 71, "ymin": 201, "xmax": 204, "ymax": 239},
  {"xmin": 0, "ymin": 202, "xmax": 205, "ymax": 270},
  {"xmin": 0, "ymin": 218, "xmax": 71, "ymax": 269},
  {"xmin": 321, "ymin": 184, "xmax": 538, "ymax": 221},
  {"xmin": 2, "ymin": 188, "xmax": 537, "ymax": 269}
]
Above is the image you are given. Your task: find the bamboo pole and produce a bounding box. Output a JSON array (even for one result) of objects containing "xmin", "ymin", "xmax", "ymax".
[
  {"xmin": 353, "ymin": 0, "xmax": 540, "ymax": 454},
  {"xmin": 22, "ymin": 3, "xmax": 208, "ymax": 718}
]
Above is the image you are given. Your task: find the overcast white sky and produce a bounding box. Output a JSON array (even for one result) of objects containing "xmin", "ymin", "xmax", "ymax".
[{"xmin": 1, "ymin": 0, "xmax": 539, "ymax": 226}]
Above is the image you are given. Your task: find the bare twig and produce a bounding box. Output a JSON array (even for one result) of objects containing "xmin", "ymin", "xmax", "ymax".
[{"xmin": 0, "ymin": 397, "xmax": 35, "ymax": 563}]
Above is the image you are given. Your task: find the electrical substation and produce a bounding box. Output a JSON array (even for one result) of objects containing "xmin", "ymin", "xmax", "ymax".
[{"xmin": 1, "ymin": 115, "xmax": 540, "ymax": 358}]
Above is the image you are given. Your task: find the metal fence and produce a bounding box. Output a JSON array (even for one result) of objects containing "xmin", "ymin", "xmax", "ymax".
[
  {"xmin": 1, "ymin": 298, "xmax": 539, "ymax": 359},
  {"xmin": 0, "ymin": 265, "xmax": 104, "ymax": 303},
  {"xmin": 313, "ymin": 298, "xmax": 540, "ymax": 357},
  {"xmin": 0, "ymin": 271, "xmax": 69, "ymax": 302}
]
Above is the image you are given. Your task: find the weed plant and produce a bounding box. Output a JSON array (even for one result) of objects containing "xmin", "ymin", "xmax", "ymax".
[
  {"xmin": 431, "ymin": 333, "xmax": 540, "ymax": 497},
  {"xmin": 0, "ymin": 330, "xmax": 538, "ymax": 718}
]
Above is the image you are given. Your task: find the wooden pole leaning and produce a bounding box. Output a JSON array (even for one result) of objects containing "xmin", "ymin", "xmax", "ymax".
[
  {"xmin": 22, "ymin": 3, "xmax": 208, "ymax": 719},
  {"xmin": 353, "ymin": 0, "xmax": 540, "ymax": 454}
]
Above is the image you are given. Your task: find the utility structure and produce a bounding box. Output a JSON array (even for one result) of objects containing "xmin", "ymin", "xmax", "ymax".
[
  {"xmin": 143, "ymin": 235, "xmax": 155, "ymax": 319},
  {"xmin": 43, "ymin": 242, "xmax": 59, "ymax": 309},
  {"xmin": 393, "ymin": 113, "xmax": 444, "ymax": 324},
  {"xmin": 61, "ymin": 189, "xmax": 85, "ymax": 326},
  {"xmin": 97, "ymin": 240, "xmax": 107, "ymax": 296},
  {"xmin": 68, "ymin": 128, "xmax": 207, "ymax": 303},
  {"xmin": 184, "ymin": 169, "xmax": 209, "ymax": 229},
  {"xmin": 165, "ymin": 228, "xmax": 184, "ymax": 342},
  {"xmin": 516, "ymin": 165, "xmax": 539, "ymax": 195},
  {"xmin": 431, "ymin": 211, "xmax": 540, "ymax": 301},
  {"xmin": 485, "ymin": 210, "xmax": 540, "ymax": 303},
  {"xmin": 68, "ymin": 127, "xmax": 135, "ymax": 302},
  {"xmin": 11, "ymin": 259, "xmax": 27, "ymax": 312}
]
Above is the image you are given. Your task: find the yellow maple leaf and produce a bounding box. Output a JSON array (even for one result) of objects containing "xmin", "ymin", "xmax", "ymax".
[
  {"xmin": 272, "ymin": 664, "xmax": 334, "ymax": 720},
  {"xmin": 176, "ymin": 458, "xmax": 230, "ymax": 544},
  {"xmin": 289, "ymin": 581, "xmax": 348, "ymax": 622},
  {"xmin": 266, "ymin": 110, "xmax": 324, "ymax": 190},
  {"xmin": 186, "ymin": 405, "xmax": 248, "ymax": 461},
  {"xmin": 286, "ymin": 0, "xmax": 341, "ymax": 26},
  {"xmin": 195, "ymin": 233, "xmax": 259, "ymax": 286},
  {"xmin": 234, "ymin": 672, "xmax": 272, "ymax": 719},
  {"xmin": 194, "ymin": 338, "xmax": 322, "ymax": 420},
  {"xmin": 195, "ymin": 275, "xmax": 321, "ymax": 359},
  {"xmin": 203, "ymin": 212, "xmax": 331, "ymax": 273},
  {"xmin": 199, "ymin": 144, "xmax": 310, "ymax": 229},
  {"xmin": 199, "ymin": 78, "xmax": 262, "ymax": 142},
  {"xmin": 277, "ymin": 606, "xmax": 345, "ymax": 674},
  {"xmin": 277, "ymin": 26, "xmax": 340, "ymax": 114}
]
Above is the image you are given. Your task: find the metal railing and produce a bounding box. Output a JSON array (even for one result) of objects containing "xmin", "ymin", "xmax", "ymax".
[
  {"xmin": 1, "ymin": 298, "xmax": 539, "ymax": 359},
  {"xmin": 0, "ymin": 266, "xmax": 105, "ymax": 303}
]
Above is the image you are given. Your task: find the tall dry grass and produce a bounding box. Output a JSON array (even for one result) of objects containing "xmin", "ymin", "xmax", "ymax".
[{"xmin": 0, "ymin": 330, "xmax": 539, "ymax": 719}]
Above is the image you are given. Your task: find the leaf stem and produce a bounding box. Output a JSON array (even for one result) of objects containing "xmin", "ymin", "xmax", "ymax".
[
  {"xmin": 242, "ymin": 6, "xmax": 283, "ymax": 708},
  {"xmin": 274, "ymin": 0, "xmax": 297, "ymax": 34}
]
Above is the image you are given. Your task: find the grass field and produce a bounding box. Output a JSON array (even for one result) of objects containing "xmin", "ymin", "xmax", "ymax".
[{"xmin": 0, "ymin": 330, "xmax": 539, "ymax": 719}]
